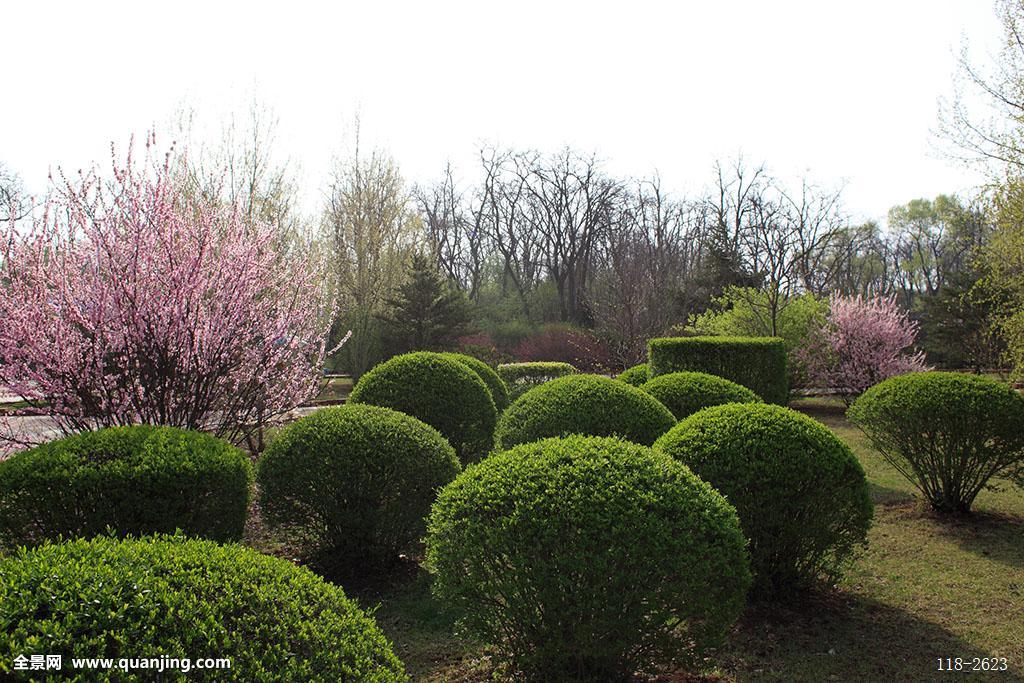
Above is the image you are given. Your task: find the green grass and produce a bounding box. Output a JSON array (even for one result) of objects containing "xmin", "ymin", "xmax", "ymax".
[{"xmin": 248, "ymin": 396, "xmax": 1024, "ymax": 681}]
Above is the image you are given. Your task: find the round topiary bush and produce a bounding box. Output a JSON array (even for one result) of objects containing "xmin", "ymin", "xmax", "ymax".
[
  {"xmin": 440, "ymin": 352, "xmax": 509, "ymax": 411},
  {"xmin": 497, "ymin": 361, "xmax": 577, "ymax": 401},
  {"xmin": 848, "ymin": 371, "xmax": 1024, "ymax": 513},
  {"xmin": 426, "ymin": 435, "xmax": 751, "ymax": 680},
  {"xmin": 640, "ymin": 371, "xmax": 761, "ymax": 420},
  {"xmin": 616, "ymin": 362, "xmax": 649, "ymax": 387},
  {"xmin": 0, "ymin": 425, "xmax": 251, "ymax": 549},
  {"xmin": 495, "ymin": 374, "xmax": 676, "ymax": 449},
  {"xmin": 349, "ymin": 352, "xmax": 497, "ymax": 463},
  {"xmin": 257, "ymin": 404, "xmax": 461, "ymax": 566},
  {"xmin": 0, "ymin": 535, "xmax": 405, "ymax": 681},
  {"xmin": 655, "ymin": 403, "xmax": 872, "ymax": 597}
]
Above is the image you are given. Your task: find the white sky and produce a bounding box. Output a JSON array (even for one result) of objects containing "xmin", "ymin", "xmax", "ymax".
[{"xmin": 1, "ymin": 0, "xmax": 1005, "ymax": 224}]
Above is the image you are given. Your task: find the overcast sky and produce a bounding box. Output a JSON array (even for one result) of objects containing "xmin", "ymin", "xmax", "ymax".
[{"xmin": 2, "ymin": 0, "xmax": 1005, "ymax": 224}]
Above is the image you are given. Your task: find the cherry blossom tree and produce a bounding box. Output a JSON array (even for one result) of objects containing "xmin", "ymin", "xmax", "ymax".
[
  {"xmin": 0, "ymin": 135, "xmax": 341, "ymax": 454},
  {"xmin": 799, "ymin": 295, "xmax": 929, "ymax": 403}
]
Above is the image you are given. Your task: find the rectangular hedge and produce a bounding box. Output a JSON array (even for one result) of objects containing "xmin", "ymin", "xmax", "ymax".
[{"xmin": 647, "ymin": 336, "xmax": 789, "ymax": 405}]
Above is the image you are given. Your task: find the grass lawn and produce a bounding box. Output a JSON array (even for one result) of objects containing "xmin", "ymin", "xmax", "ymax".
[{"xmin": 248, "ymin": 397, "xmax": 1024, "ymax": 682}]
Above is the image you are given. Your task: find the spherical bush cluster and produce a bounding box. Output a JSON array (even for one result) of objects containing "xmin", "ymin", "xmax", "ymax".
[
  {"xmin": 258, "ymin": 404, "xmax": 461, "ymax": 566},
  {"xmin": 426, "ymin": 435, "xmax": 751, "ymax": 680},
  {"xmin": 350, "ymin": 352, "xmax": 497, "ymax": 463},
  {"xmin": 655, "ymin": 403, "xmax": 872, "ymax": 597},
  {"xmin": 0, "ymin": 535, "xmax": 405, "ymax": 681},
  {"xmin": 495, "ymin": 374, "xmax": 676, "ymax": 448},
  {"xmin": 0, "ymin": 425, "xmax": 252, "ymax": 548},
  {"xmin": 616, "ymin": 363, "xmax": 649, "ymax": 387},
  {"xmin": 640, "ymin": 371, "xmax": 761, "ymax": 420},
  {"xmin": 849, "ymin": 371, "xmax": 1024, "ymax": 513},
  {"xmin": 440, "ymin": 352, "xmax": 509, "ymax": 411}
]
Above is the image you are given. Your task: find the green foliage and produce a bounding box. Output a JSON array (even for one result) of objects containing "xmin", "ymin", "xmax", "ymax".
[
  {"xmin": 0, "ymin": 426, "xmax": 251, "ymax": 548},
  {"xmin": 648, "ymin": 336, "xmax": 789, "ymax": 404},
  {"xmin": 497, "ymin": 361, "xmax": 577, "ymax": 401},
  {"xmin": 655, "ymin": 403, "xmax": 872, "ymax": 597},
  {"xmin": 616, "ymin": 363, "xmax": 649, "ymax": 387},
  {"xmin": 919, "ymin": 271, "xmax": 1004, "ymax": 370},
  {"xmin": 848, "ymin": 371, "xmax": 1024, "ymax": 513},
  {"xmin": 379, "ymin": 253, "xmax": 472, "ymax": 354},
  {"xmin": 350, "ymin": 352, "xmax": 497, "ymax": 463},
  {"xmin": 687, "ymin": 287, "xmax": 827, "ymax": 387},
  {"xmin": 976, "ymin": 179, "xmax": 1024, "ymax": 381},
  {"xmin": 257, "ymin": 405, "xmax": 460, "ymax": 566},
  {"xmin": 495, "ymin": 374, "xmax": 675, "ymax": 449},
  {"xmin": 439, "ymin": 352, "xmax": 509, "ymax": 411},
  {"xmin": 0, "ymin": 535, "xmax": 405, "ymax": 681},
  {"xmin": 640, "ymin": 371, "xmax": 761, "ymax": 420},
  {"xmin": 425, "ymin": 435, "xmax": 751, "ymax": 680}
]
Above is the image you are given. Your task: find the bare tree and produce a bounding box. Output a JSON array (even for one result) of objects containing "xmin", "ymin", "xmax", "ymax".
[
  {"xmin": 324, "ymin": 131, "xmax": 420, "ymax": 376},
  {"xmin": 0, "ymin": 162, "xmax": 31, "ymax": 223}
]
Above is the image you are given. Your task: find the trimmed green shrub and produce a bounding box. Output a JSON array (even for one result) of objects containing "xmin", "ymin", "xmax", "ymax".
[
  {"xmin": 495, "ymin": 374, "xmax": 675, "ymax": 449},
  {"xmin": 655, "ymin": 403, "xmax": 872, "ymax": 597},
  {"xmin": 640, "ymin": 371, "xmax": 761, "ymax": 420},
  {"xmin": 648, "ymin": 336, "xmax": 789, "ymax": 404},
  {"xmin": 0, "ymin": 535, "xmax": 405, "ymax": 681},
  {"xmin": 0, "ymin": 425, "xmax": 251, "ymax": 548},
  {"xmin": 616, "ymin": 362, "xmax": 649, "ymax": 387},
  {"xmin": 426, "ymin": 435, "xmax": 751, "ymax": 680},
  {"xmin": 257, "ymin": 405, "xmax": 460, "ymax": 566},
  {"xmin": 440, "ymin": 352, "xmax": 509, "ymax": 411},
  {"xmin": 848, "ymin": 371, "xmax": 1024, "ymax": 513},
  {"xmin": 350, "ymin": 352, "xmax": 497, "ymax": 463},
  {"xmin": 497, "ymin": 361, "xmax": 577, "ymax": 400}
]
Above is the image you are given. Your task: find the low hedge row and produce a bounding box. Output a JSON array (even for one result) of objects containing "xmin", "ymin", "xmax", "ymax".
[
  {"xmin": 648, "ymin": 336, "xmax": 789, "ymax": 404},
  {"xmin": 497, "ymin": 361, "xmax": 577, "ymax": 401},
  {"xmin": 0, "ymin": 425, "xmax": 251, "ymax": 548}
]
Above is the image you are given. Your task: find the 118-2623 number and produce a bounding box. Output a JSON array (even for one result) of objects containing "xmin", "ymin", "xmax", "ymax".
[{"xmin": 937, "ymin": 657, "xmax": 1009, "ymax": 672}]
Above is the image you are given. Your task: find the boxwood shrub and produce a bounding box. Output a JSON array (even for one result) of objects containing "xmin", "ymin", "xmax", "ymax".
[
  {"xmin": 497, "ymin": 361, "xmax": 577, "ymax": 401},
  {"xmin": 426, "ymin": 435, "xmax": 751, "ymax": 680},
  {"xmin": 616, "ymin": 362, "xmax": 649, "ymax": 387},
  {"xmin": 0, "ymin": 425, "xmax": 251, "ymax": 549},
  {"xmin": 848, "ymin": 371, "xmax": 1024, "ymax": 513},
  {"xmin": 0, "ymin": 535, "xmax": 405, "ymax": 681},
  {"xmin": 350, "ymin": 352, "xmax": 497, "ymax": 463},
  {"xmin": 648, "ymin": 336, "xmax": 788, "ymax": 404},
  {"xmin": 257, "ymin": 404, "xmax": 460, "ymax": 566},
  {"xmin": 440, "ymin": 352, "xmax": 509, "ymax": 411},
  {"xmin": 655, "ymin": 403, "xmax": 872, "ymax": 597},
  {"xmin": 495, "ymin": 374, "xmax": 676, "ymax": 448},
  {"xmin": 640, "ymin": 371, "xmax": 761, "ymax": 420}
]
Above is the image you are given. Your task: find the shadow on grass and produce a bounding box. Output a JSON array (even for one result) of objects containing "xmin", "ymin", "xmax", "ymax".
[
  {"xmin": 867, "ymin": 481, "xmax": 917, "ymax": 507},
  {"xmin": 928, "ymin": 509, "xmax": 1024, "ymax": 569},
  {"xmin": 722, "ymin": 591, "xmax": 1023, "ymax": 682},
  {"xmin": 344, "ymin": 564, "xmax": 495, "ymax": 681}
]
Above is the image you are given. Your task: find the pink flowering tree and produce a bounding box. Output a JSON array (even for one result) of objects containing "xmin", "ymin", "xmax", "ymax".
[
  {"xmin": 799, "ymin": 295, "xmax": 930, "ymax": 404},
  {"xmin": 0, "ymin": 136, "xmax": 341, "ymax": 454}
]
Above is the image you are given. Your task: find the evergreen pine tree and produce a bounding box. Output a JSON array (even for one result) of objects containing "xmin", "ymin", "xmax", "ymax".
[{"xmin": 380, "ymin": 254, "xmax": 472, "ymax": 353}]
